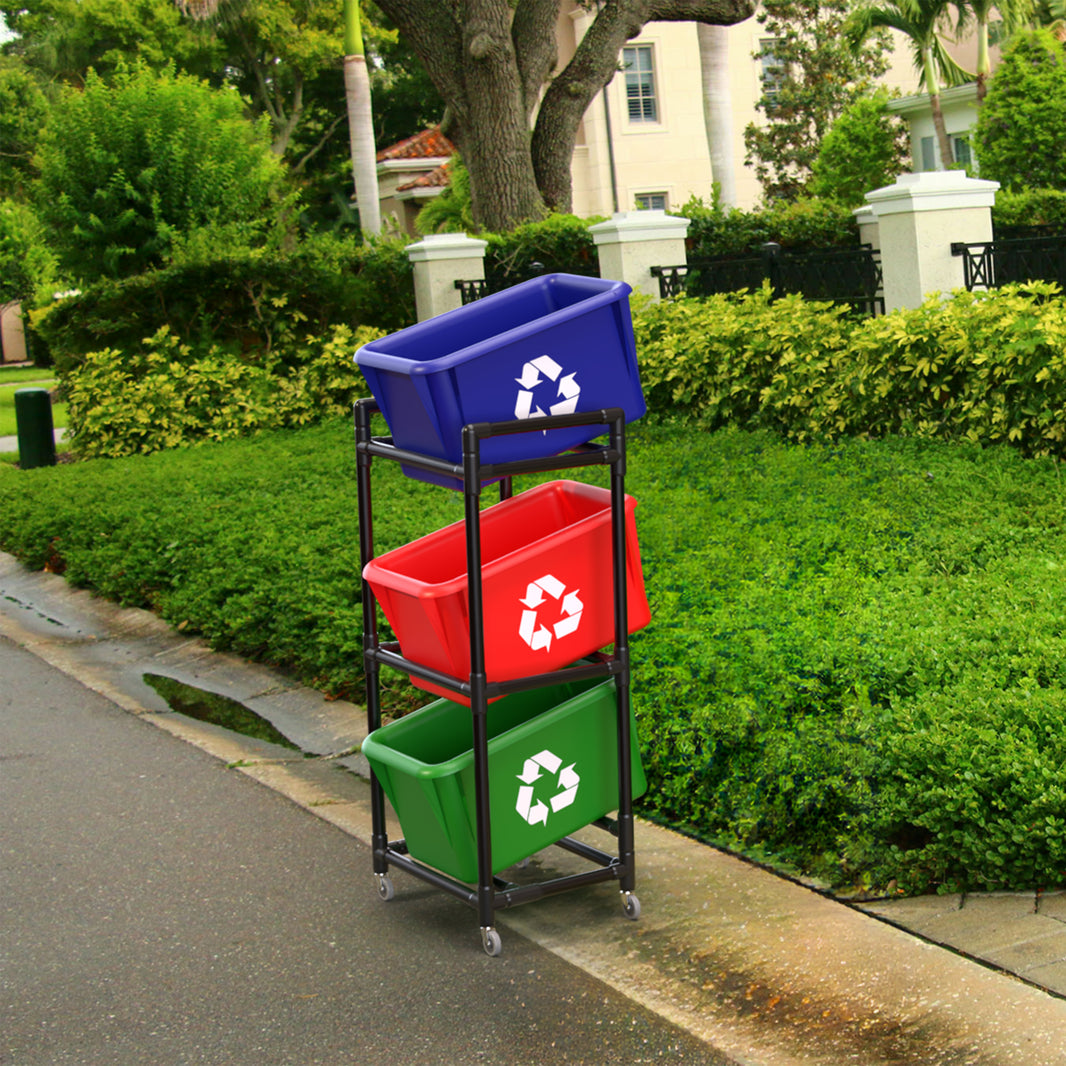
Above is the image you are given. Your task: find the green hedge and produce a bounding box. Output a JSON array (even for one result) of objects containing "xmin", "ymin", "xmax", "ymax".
[
  {"xmin": 634, "ymin": 281, "xmax": 1066, "ymax": 456},
  {"xmin": 993, "ymin": 188, "xmax": 1066, "ymax": 234},
  {"xmin": 679, "ymin": 196, "xmax": 859, "ymax": 258},
  {"xmin": 484, "ymin": 213, "xmax": 601, "ymax": 279},
  {"xmin": 34, "ymin": 233, "xmax": 414, "ymax": 377},
  {"xmin": 5, "ymin": 421, "xmax": 1066, "ymax": 894}
]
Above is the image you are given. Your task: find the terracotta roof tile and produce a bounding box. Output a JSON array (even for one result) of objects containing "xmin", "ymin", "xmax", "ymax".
[
  {"xmin": 398, "ymin": 162, "xmax": 451, "ymax": 192},
  {"xmin": 377, "ymin": 125, "xmax": 455, "ymax": 163}
]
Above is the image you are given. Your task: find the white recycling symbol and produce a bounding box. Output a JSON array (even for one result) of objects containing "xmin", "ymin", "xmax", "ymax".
[
  {"xmin": 514, "ymin": 354, "xmax": 581, "ymax": 422},
  {"xmin": 518, "ymin": 573, "xmax": 583, "ymax": 653},
  {"xmin": 515, "ymin": 749, "xmax": 580, "ymax": 827}
]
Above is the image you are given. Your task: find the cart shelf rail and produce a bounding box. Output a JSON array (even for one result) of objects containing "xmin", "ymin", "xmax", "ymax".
[{"xmin": 355, "ymin": 398, "xmax": 641, "ymax": 955}]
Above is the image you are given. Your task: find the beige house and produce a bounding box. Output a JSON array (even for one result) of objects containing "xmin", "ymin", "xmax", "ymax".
[{"xmin": 376, "ymin": 4, "xmax": 983, "ymax": 231}]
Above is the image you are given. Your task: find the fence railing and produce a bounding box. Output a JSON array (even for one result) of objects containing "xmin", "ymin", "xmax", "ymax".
[
  {"xmin": 455, "ymin": 261, "xmax": 600, "ymax": 305},
  {"xmin": 651, "ymin": 242, "xmax": 884, "ymax": 316},
  {"xmin": 951, "ymin": 234, "xmax": 1066, "ymax": 291}
]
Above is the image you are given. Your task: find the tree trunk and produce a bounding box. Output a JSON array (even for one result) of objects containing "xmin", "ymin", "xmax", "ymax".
[
  {"xmin": 344, "ymin": 55, "xmax": 382, "ymax": 235},
  {"xmin": 344, "ymin": 0, "xmax": 381, "ymax": 236},
  {"xmin": 459, "ymin": 2, "xmax": 547, "ymax": 230},
  {"xmin": 922, "ymin": 45, "xmax": 953, "ymax": 168},
  {"xmin": 697, "ymin": 23, "xmax": 736, "ymax": 207},
  {"xmin": 975, "ymin": 21, "xmax": 989, "ymax": 104}
]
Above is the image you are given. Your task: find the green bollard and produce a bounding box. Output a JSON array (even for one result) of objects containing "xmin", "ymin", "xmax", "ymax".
[{"xmin": 15, "ymin": 387, "xmax": 57, "ymax": 469}]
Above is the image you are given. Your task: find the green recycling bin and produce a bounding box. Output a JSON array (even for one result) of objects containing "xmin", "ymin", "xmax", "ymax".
[{"xmin": 362, "ymin": 676, "xmax": 646, "ymax": 883}]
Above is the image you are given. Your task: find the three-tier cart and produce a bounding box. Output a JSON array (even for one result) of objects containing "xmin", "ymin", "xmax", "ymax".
[{"xmin": 353, "ymin": 273, "xmax": 649, "ymax": 956}]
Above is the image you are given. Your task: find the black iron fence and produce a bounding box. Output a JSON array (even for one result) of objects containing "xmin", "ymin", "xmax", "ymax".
[
  {"xmin": 950, "ymin": 233, "xmax": 1066, "ymax": 291},
  {"xmin": 455, "ymin": 261, "xmax": 600, "ymax": 305},
  {"xmin": 651, "ymin": 242, "xmax": 884, "ymax": 316}
]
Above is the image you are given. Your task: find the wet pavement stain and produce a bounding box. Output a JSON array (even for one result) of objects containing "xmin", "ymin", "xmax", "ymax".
[{"xmin": 143, "ymin": 672, "xmax": 301, "ymax": 752}]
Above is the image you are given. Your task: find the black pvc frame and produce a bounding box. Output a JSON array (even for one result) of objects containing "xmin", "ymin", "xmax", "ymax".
[{"xmin": 354, "ymin": 398, "xmax": 637, "ymax": 945}]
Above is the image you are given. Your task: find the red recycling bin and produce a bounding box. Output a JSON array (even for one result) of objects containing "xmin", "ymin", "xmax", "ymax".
[{"xmin": 363, "ymin": 480, "xmax": 650, "ymax": 703}]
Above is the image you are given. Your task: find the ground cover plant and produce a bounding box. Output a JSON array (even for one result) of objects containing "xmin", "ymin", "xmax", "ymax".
[{"xmin": 3, "ymin": 417, "xmax": 1066, "ymax": 896}]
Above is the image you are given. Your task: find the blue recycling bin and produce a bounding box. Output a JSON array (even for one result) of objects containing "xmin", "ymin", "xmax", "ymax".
[{"xmin": 355, "ymin": 273, "xmax": 645, "ymax": 485}]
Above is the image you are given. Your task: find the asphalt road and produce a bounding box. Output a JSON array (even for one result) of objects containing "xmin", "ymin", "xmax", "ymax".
[{"xmin": 1, "ymin": 636, "xmax": 732, "ymax": 1066}]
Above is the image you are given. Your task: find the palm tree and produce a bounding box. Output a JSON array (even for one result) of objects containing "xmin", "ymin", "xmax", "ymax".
[
  {"xmin": 848, "ymin": 0, "xmax": 972, "ymax": 169},
  {"xmin": 697, "ymin": 24, "xmax": 737, "ymax": 208},
  {"xmin": 955, "ymin": 0, "xmax": 1033, "ymax": 101},
  {"xmin": 343, "ymin": 0, "xmax": 380, "ymax": 235}
]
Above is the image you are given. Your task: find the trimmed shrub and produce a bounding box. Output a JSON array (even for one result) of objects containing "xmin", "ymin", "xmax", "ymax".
[
  {"xmin": 632, "ymin": 282, "xmax": 1066, "ymax": 457},
  {"xmin": 63, "ymin": 322, "xmax": 383, "ymax": 458},
  {"xmin": 993, "ymin": 188, "xmax": 1066, "ymax": 235},
  {"xmin": 484, "ymin": 212, "xmax": 602, "ymax": 279},
  {"xmin": 680, "ymin": 195, "xmax": 858, "ymax": 259},
  {"xmin": 35, "ymin": 233, "xmax": 412, "ymax": 377}
]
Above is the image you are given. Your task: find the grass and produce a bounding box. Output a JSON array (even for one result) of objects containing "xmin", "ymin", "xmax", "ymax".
[
  {"xmin": 3, "ymin": 416, "xmax": 1066, "ymax": 895},
  {"xmin": 0, "ymin": 368, "xmax": 66, "ymax": 441},
  {"xmin": 0, "ymin": 366, "xmax": 55, "ymax": 384}
]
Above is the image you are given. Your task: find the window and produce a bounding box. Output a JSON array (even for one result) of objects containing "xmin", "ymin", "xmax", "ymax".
[
  {"xmin": 759, "ymin": 38, "xmax": 786, "ymax": 105},
  {"xmin": 920, "ymin": 136, "xmax": 936, "ymax": 172},
  {"xmin": 953, "ymin": 137, "xmax": 972, "ymax": 168},
  {"xmin": 635, "ymin": 192, "xmax": 668, "ymax": 211},
  {"xmin": 623, "ymin": 45, "xmax": 658, "ymax": 122}
]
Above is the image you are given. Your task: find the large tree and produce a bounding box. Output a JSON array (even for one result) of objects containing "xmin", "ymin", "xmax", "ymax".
[
  {"xmin": 973, "ymin": 27, "xmax": 1066, "ymax": 189},
  {"xmin": 743, "ymin": 0, "xmax": 892, "ymax": 203},
  {"xmin": 0, "ymin": 0, "xmax": 220, "ymax": 85},
  {"xmin": 373, "ymin": 0, "xmax": 754, "ymax": 232}
]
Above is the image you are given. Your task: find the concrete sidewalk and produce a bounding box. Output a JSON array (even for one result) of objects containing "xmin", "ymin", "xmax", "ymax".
[
  {"xmin": 0, "ymin": 427, "xmax": 67, "ymax": 454},
  {"xmin": 4, "ymin": 549, "xmax": 1066, "ymax": 1065}
]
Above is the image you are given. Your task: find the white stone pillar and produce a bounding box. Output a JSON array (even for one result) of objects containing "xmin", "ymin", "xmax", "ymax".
[
  {"xmin": 589, "ymin": 211, "xmax": 690, "ymax": 300},
  {"xmin": 865, "ymin": 172, "xmax": 999, "ymax": 311},
  {"xmin": 0, "ymin": 302, "xmax": 28, "ymax": 364},
  {"xmin": 853, "ymin": 205, "xmax": 880, "ymax": 251},
  {"xmin": 405, "ymin": 233, "xmax": 489, "ymax": 322}
]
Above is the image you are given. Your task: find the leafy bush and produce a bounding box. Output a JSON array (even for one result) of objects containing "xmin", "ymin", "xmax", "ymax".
[
  {"xmin": 993, "ymin": 188, "xmax": 1066, "ymax": 235},
  {"xmin": 414, "ymin": 156, "xmax": 474, "ymax": 236},
  {"xmin": 36, "ymin": 233, "xmax": 412, "ymax": 376},
  {"xmin": 34, "ymin": 64, "xmax": 288, "ymax": 281},
  {"xmin": 0, "ymin": 199, "xmax": 58, "ymax": 305},
  {"xmin": 680, "ymin": 195, "xmax": 858, "ymax": 258},
  {"xmin": 810, "ymin": 90, "xmax": 909, "ymax": 206},
  {"xmin": 484, "ymin": 212, "xmax": 602, "ymax": 279},
  {"xmin": 973, "ymin": 29, "xmax": 1066, "ymax": 192},
  {"xmin": 63, "ymin": 322, "xmax": 382, "ymax": 458}
]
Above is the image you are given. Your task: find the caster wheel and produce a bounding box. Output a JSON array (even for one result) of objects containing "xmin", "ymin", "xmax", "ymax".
[
  {"xmin": 376, "ymin": 874, "xmax": 395, "ymax": 902},
  {"xmin": 481, "ymin": 927, "xmax": 503, "ymax": 957},
  {"xmin": 621, "ymin": 891, "xmax": 641, "ymax": 920}
]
